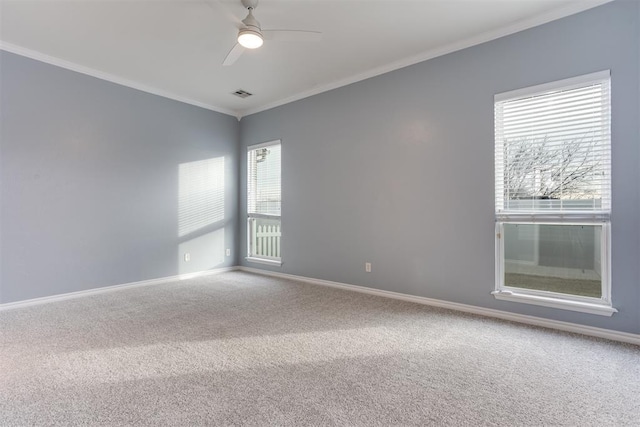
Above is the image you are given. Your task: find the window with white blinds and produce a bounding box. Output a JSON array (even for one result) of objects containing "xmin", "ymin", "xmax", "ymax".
[
  {"xmin": 248, "ymin": 141, "xmax": 281, "ymax": 216},
  {"xmin": 247, "ymin": 140, "xmax": 281, "ymax": 263},
  {"xmin": 492, "ymin": 72, "xmax": 615, "ymax": 315},
  {"xmin": 495, "ymin": 71, "xmax": 611, "ymax": 218}
]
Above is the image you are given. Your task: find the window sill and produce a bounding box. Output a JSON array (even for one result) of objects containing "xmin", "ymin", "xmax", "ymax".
[
  {"xmin": 491, "ymin": 290, "xmax": 617, "ymax": 317},
  {"xmin": 245, "ymin": 257, "xmax": 282, "ymax": 267}
]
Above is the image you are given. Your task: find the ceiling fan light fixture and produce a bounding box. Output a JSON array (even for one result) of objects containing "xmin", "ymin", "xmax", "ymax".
[{"xmin": 238, "ymin": 29, "xmax": 263, "ymax": 49}]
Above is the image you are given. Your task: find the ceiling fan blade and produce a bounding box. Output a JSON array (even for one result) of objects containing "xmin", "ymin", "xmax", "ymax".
[
  {"xmin": 223, "ymin": 43, "xmax": 245, "ymax": 66},
  {"xmin": 262, "ymin": 30, "xmax": 322, "ymax": 42}
]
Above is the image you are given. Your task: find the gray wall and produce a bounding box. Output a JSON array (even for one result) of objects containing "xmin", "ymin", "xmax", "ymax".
[
  {"xmin": 239, "ymin": 1, "xmax": 640, "ymax": 334},
  {"xmin": 0, "ymin": 51, "xmax": 239, "ymax": 303}
]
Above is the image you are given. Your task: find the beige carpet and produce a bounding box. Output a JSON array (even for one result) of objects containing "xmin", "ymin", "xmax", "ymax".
[{"xmin": 1, "ymin": 271, "xmax": 638, "ymax": 425}]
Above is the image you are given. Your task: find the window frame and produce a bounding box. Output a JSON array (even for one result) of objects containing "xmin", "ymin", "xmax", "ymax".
[
  {"xmin": 246, "ymin": 140, "xmax": 282, "ymax": 266},
  {"xmin": 494, "ymin": 220, "xmax": 614, "ymax": 315},
  {"xmin": 493, "ymin": 71, "xmax": 616, "ymax": 316}
]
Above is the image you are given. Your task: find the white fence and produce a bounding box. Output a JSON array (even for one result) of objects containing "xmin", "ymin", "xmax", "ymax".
[{"xmin": 250, "ymin": 218, "xmax": 281, "ymax": 259}]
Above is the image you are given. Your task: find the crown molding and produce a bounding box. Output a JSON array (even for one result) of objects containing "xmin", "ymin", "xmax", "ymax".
[
  {"xmin": 238, "ymin": 0, "xmax": 613, "ymax": 118},
  {"xmin": 0, "ymin": 41, "xmax": 238, "ymax": 118}
]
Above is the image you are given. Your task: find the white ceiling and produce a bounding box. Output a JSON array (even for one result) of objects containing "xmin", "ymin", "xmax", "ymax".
[{"xmin": 0, "ymin": 0, "xmax": 611, "ymax": 118}]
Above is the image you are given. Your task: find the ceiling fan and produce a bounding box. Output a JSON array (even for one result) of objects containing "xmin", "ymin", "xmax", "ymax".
[{"xmin": 222, "ymin": 0, "xmax": 322, "ymax": 66}]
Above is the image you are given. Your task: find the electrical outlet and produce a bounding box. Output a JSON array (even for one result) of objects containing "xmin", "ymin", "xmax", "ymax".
[
  {"xmin": 184, "ymin": 253, "xmax": 191, "ymax": 262},
  {"xmin": 226, "ymin": 249, "xmax": 231, "ymax": 257},
  {"xmin": 365, "ymin": 262, "xmax": 372, "ymax": 273}
]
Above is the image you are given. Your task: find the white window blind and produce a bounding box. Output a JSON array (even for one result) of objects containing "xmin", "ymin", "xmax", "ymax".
[
  {"xmin": 495, "ymin": 71, "xmax": 611, "ymax": 218},
  {"xmin": 248, "ymin": 141, "xmax": 281, "ymax": 216}
]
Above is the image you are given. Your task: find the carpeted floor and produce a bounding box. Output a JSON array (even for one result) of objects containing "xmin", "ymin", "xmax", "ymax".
[{"xmin": 1, "ymin": 271, "xmax": 638, "ymax": 426}]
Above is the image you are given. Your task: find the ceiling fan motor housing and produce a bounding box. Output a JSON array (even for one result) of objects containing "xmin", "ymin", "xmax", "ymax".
[{"xmin": 241, "ymin": 9, "xmax": 261, "ymax": 32}]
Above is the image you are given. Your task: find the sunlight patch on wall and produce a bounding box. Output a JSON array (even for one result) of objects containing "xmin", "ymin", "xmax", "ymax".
[{"xmin": 178, "ymin": 157, "xmax": 225, "ymax": 237}]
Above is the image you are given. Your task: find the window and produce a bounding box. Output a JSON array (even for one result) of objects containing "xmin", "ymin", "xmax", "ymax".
[
  {"xmin": 247, "ymin": 140, "xmax": 281, "ymax": 265},
  {"xmin": 493, "ymin": 71, "xmax": 616, "ymax": 316}
]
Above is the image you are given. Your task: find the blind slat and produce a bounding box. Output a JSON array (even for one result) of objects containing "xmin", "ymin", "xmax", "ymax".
[{"xmin": 501, "ymin": 87, "xmax": 606, "ymax": 112}]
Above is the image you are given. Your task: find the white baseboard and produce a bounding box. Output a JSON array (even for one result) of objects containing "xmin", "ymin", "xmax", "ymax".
[
  {"xmin": 0, "ymin": 266, "xmax": 239, "ymax": 311},
  {"xmin": 239, "ymin": 266, "xmax": 640, "ymax": 346}
]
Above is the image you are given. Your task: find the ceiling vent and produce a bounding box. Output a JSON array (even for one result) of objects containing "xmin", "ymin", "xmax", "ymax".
[{"xmin": 232, "ymin": 89, "xmax": 253, "ymax": 98}]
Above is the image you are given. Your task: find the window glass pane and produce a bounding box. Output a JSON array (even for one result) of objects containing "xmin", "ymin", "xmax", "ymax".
[
  {"xmin": 503, "ymin": 223, "xmax": 602, "ymax": 298},
  {"xmin": 248, "ymin": 217, "xmax": 281, "ymax": 259}
]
